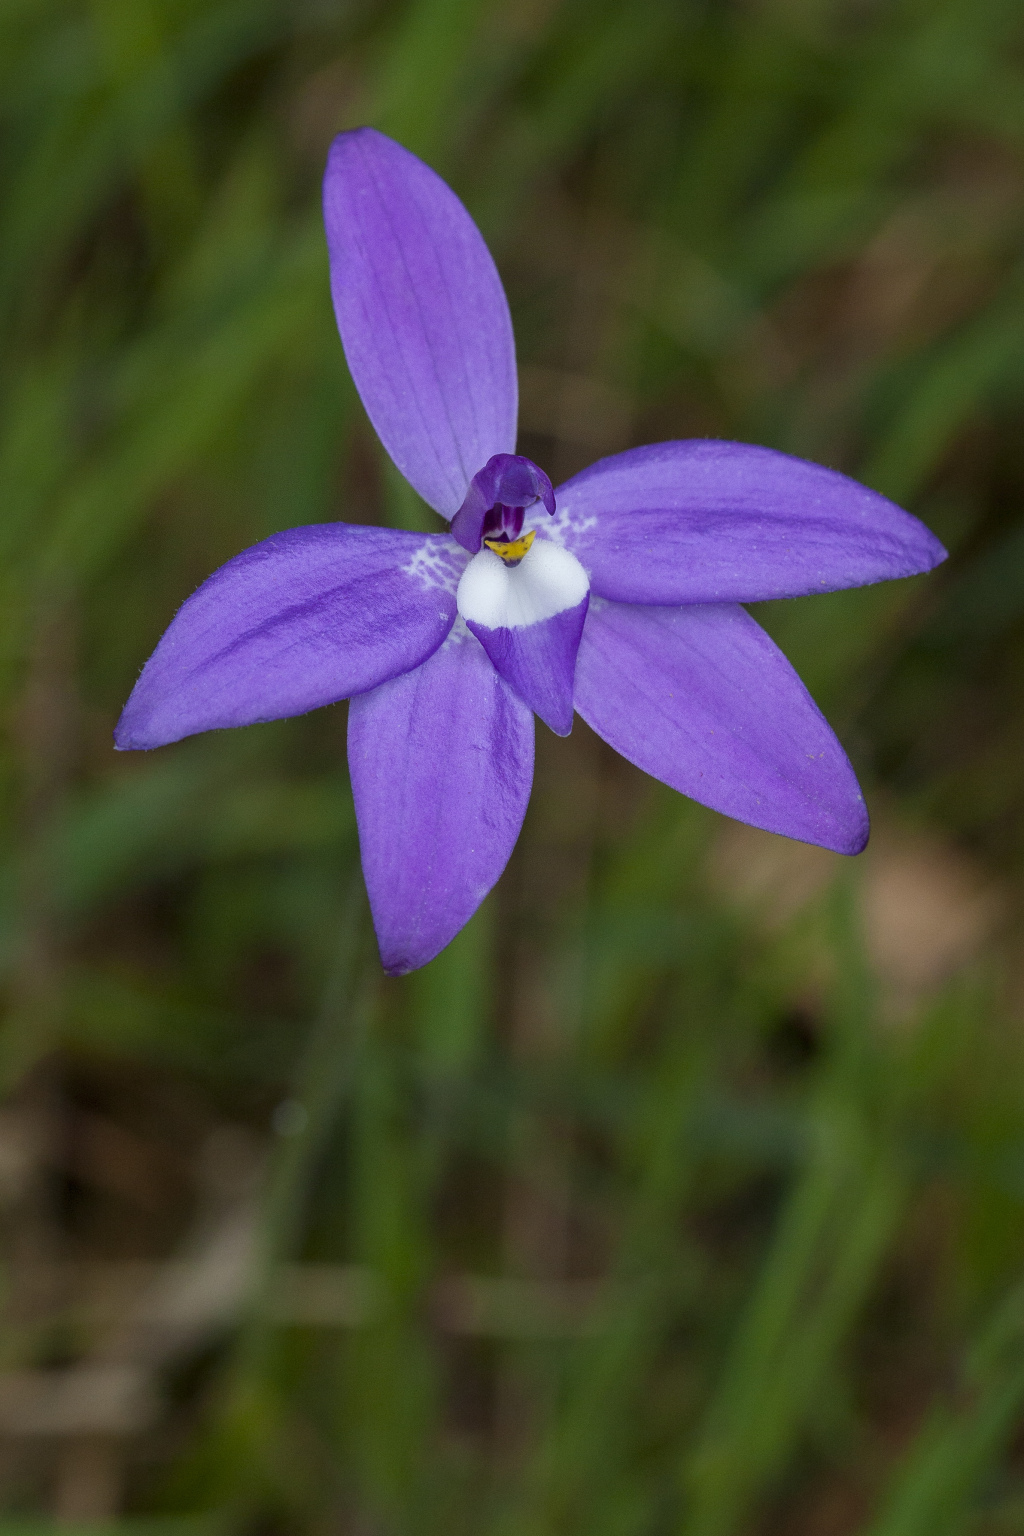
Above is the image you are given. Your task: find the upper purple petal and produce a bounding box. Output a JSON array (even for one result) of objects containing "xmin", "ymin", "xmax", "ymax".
[
  {"xmin": 348, "ymin": 630, "xmax": 534, "ymax": 975},
  {"xmin": 574, "ymin": 599, "xmax": 869, "ymax": 854},
  {"xmin": 116, "ymin": 525, "xmax": 465, "ymax": 750},
  {"xmin": 552, "ymin": 440, "xmax": 947, "ymax": 604},
  {"xmin": 323, "ymin": 128, "xmax": 518, "ymax": 517}
]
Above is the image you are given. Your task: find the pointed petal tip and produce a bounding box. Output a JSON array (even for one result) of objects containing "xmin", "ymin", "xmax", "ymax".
[
  {"xmin": 922, "ymin": 529, "xmax": 950, "ymax": 572},
  {"xmin": 756, "ymin": 802, "xmax": 869, "ymax": 858},
  {"xmin": 380, "ymin": 941, "xmax": 441, "ymax": 977},
  {"xmin": 113, "ymin": 721, "xmax": 186, "ymax": 751},
  {"xmin": 897, "ymin": 516, "xmax": 948, "ymax": 578},
  {"xmin": 381, "ymin": 953, "xmax": 419, "ymax": 978},
  {"xmin": 544, "ymin": 710, "xmax": 574, "ymax": 738},
  {"xmin": 741, "ymin": 793, "xmax": 870, "ymax": 857},
  {"xmin": 526, "ymin": 704, "xmax": 573, "ymax": 736},
  {"xmin": 839, "ymin": 806, "xmax": 870, "ymax": 857},
  {"xmin": 325, "ymin": 127, "xmax": 404, "ymax": 178},
  {"xmin": 327, "ymin": 124, "xmax": 377, "ymax": 153},
  {"xmin": 112, "ymin": 704, "xmax": 168, "ymax": 752},
  {"xmin": 810, "ymin": 813, "xmax": 870, "ymax": 857},
  {"xmin": 800, "ymin": 789, "xmax": 870, "ymax": 856},
  {"xmin": 114, "ymin": 688, "xmax": 183, "ymax": 751}
]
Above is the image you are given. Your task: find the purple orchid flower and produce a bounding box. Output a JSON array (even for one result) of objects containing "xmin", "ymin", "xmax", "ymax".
[{"xmin": 115, "ymin": 128, "xmax": 947, "ymax": 976}]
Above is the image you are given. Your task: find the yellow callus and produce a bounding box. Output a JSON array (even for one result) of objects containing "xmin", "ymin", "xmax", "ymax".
[{"xmin": 483, "ymin": 529, "xmax": 536, "ymax": 565}]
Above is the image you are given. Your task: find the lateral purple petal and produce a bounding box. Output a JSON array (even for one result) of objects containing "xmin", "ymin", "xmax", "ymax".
[
  {"xmin": 467, "ymin": 598, "xmax": 588, "ymax": 737},
  {"xmin": 553, "ymin": 440, "xmax": 947, "ymax": 604},
  {"xmin": 348, "ymin": 633, "xmax": 534, "ymax": 975},
  {"xmin": 323, "ymin": 128, "xmax": 518, "ymax": 517},
  {"xmin": 574, "ymin": 600, "xmax": 868, "ymax": 854},
  {"xmin": 115, "ymin": 525, "xmax": 463, "ymax": 750}
]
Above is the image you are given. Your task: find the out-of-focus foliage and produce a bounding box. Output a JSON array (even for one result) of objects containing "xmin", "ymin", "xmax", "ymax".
[{"xmin": 2, "ymin": 0, "xmax": 1024, "ymax": 1532}]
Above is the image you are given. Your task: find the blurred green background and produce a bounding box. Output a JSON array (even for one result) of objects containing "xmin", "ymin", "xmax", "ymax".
[{"xmin": 3, "ymin": 0, "xmax": 1024, "ymax": 1531}]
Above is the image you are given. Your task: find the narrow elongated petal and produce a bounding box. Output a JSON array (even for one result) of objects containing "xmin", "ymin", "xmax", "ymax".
[
  {"xmin": 348, "ymin": 632, "xmax": 534, "ymax": 974},
  {"xmin": 457, "ymin": 540, "xmax": 589, "ymax": 735},
  {"xmin": 116, "ymin": 525, "xmax": 464, "ymax": 749},
  {"xmin": 552, "ymin": 440, "xmax": 947, "ymax": 604},
  {"xmin": 324, "ymin": 128, "xmax": 518, "ymax": 517},
  {"xmin": 574, "ymin": 600, "xmax": 868, "ymax": 853}
]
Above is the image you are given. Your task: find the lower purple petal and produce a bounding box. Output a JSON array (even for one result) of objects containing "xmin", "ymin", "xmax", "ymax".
[
  {"xmin": 116, "ymin": 525, "xmax": 465, "ymax": 750},
  {"xmin": 466, "ymin": 596, "xmax": 588, "ymax": 737},
  {"xmin": 574, "ymin": 600, "xmax": 869, "ymax": 854},
  {"xmin": 348, "ymin": 630, "xmax": 534, "ymax": 975}
]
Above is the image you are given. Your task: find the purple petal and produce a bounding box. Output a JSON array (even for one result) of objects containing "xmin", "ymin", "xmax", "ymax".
[
  {"xmin": 552, "ymin": 440, "xmax": 947, "ymax": 604},
  {"xmin": 574, "ymin": 600, "xmax": 868, "ymax": 854},
  {"xmin": 323, "ymin": 129, "xmax": 518, "ymax": 518},
  {"xmin": 348, "ymin": 632, "xmax": 534, "ymax": 975},
  {"xmin": 116, "ymin": 525, "xmax": 465, "ymax": 750}
]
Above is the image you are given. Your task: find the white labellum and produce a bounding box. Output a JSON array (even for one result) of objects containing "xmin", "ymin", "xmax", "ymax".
[{"xmin": 456, "ymin": 538, "xmax": 589, "ymax": 631}]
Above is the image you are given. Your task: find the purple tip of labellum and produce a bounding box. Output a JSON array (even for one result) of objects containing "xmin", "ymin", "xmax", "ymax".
[
  {"xmin": 466, "ymin": 597, "xmax": 589, "ymax": 737},
  {"xmin": 450, "ymin": 453, "xmax": 556, "ymax": 553}
]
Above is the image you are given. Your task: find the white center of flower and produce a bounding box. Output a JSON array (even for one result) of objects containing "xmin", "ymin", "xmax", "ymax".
[{"xmin": 456, "ymin": 538, "xmax": 589, "ymax": 630}]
